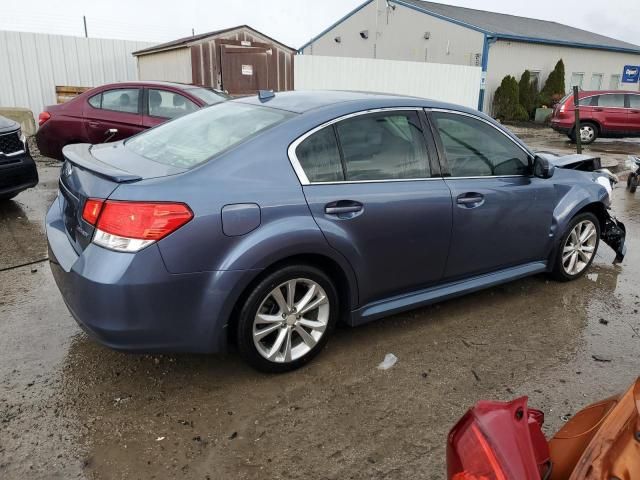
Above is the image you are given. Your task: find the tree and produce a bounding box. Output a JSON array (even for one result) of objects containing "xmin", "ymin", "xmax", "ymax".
[
  {"xmin": 539, "ymin": 59, "xmax": 566, "ymax": 107},
  {"xmin": 518, "ymin": 70, "xmax": 536, "ymax": 117},
  {"xmin": 493, "ymin": 75, "xmax": 520, "ymax": 120}
]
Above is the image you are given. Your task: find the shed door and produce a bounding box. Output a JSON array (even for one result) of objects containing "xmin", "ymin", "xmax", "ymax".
[{"xmin": 221, "ymin": 46, "xmax": 269, "ymax": 95}]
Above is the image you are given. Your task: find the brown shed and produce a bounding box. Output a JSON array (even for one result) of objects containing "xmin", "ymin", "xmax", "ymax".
[{"xmin": 132, "ymin": 25, "xmax": 295, "ymax": 95}]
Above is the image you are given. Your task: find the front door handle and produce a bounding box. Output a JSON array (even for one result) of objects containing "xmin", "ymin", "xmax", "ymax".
[
  {"xmin": 594, "ymin": 108, "xmax": 604, "ymax": 112},
  {"xmin": 456, "ymin": 193, "xmax": 485, "ymax": 208},
  {"xmin": 88, "ymin": 121, "xmax": 101, "ymax": 128},
  {"xmin": 325, "ymin": 200, "xmax": 363, "ymax": 215}
]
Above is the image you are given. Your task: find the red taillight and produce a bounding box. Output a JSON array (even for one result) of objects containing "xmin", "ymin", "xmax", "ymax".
[
  {"xmin": 447, "ymin": 398, "xmax": 549, "ymax": 480},
  {"xmin": 38, "ymin": 111, "xmax": 51, "ymax": 126},
  {"xmin": 96, "ymin": 201, "xmax": 193, "ymax": 241},
  {"xmin": 448, "ymin": 419, "xmax": 508, "ymax": 480},
  {"xmin": 82, "ymin": 198, "xmax": 105, "ymax": 225}
]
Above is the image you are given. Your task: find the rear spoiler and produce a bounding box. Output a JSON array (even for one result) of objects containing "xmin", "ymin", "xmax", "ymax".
[{"xmin": 62, "ymin": 143, "xmax": 142, "ymax": 183}]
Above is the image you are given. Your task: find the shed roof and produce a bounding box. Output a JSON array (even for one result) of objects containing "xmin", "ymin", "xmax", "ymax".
[
  {"xmin": 133, "ymin": 25, "xmax": 295, "ymax": 56},
  {"xmin": 300, "ymin": 0, "xmax": 640, "ymax": 54}
]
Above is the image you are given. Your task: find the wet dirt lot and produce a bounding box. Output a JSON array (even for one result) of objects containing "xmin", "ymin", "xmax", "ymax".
[{"xmin": 1, "ymin": 132, "xmax": 640, "ymax": 480}]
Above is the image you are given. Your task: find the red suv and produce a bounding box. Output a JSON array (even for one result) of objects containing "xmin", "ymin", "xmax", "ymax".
[
  {"xmin": 550, "ymin": 90, "xmax": 640, "ymax": 144},
  {"xmin": 36, "ymin": 81, "xmax": 230, "ymax": 160}
]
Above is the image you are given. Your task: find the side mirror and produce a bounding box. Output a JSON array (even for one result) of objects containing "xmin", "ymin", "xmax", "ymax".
[{"xmin": 533, "ymin": 156, "xmax": 555, "ymax": 179}]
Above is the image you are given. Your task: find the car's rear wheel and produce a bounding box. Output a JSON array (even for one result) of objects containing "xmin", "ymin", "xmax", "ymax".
[
  {"xmin": 236, "ymin": 265, "xmax": 338, "ymax": 373},
  {"xmin": 577, "ymin": 123, "xmax": 598, "ymax": 144},
  {"xmin": 552, "ymin": 213, "xmax": 600, "ymax": 281}
]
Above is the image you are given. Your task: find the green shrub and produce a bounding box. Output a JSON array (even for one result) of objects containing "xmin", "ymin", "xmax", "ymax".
[
  {"xmin": 493, "ymin": 75, "xmax": 519, "ymax": 120},
  {"xmin": 518, "ymin": 70, "xmax": 536, "ymax": 118},
  {"xmin": 513, "ymin": 104, "xmax": 529, "ymax": 121},
  {"xmin": 539, "ymin": 59, "xmax": 565, "ymax": 107}
]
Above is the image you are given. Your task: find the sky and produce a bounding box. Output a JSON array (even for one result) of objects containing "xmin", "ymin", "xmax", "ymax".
[{"xmin": 2, "ymin": 0, "xmax": 639, "ymax": 49}]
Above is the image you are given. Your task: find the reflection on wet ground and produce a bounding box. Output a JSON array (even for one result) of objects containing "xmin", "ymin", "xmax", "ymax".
[{"xmin": 1, "ymin": 152, "xmax": 639, "ymax": 479}]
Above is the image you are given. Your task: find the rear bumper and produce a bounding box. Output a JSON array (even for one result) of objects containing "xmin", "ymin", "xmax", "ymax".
[
  {"xmin": 550, "ymin": 120, "xmax": 572, "ymax": 135},
  {"xmin": 46, "ymin": 195, "xmax": 259, "ymax": 354},
  {"xmin": 0, "ymin": 153, "xmax": 39, "ymax": 197}
]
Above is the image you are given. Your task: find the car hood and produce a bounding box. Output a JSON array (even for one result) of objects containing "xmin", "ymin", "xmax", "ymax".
[
  {"xmin": 0, "ymin": 115, "xmax": 20, "ymax": 134},
  {"xmin": 536, "ymin": 151, "xmax": 602, "ymax": 170}
]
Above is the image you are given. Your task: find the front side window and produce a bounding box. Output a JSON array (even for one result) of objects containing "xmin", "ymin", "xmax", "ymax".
[
  {"xmin": 100, "ymin": 88, "xmax": 140, "ymax": 114},
  {"xmin": 597, "ymin": 94, "xmax": 625, "ymax": 108},
  {"xmin": 336, "ymin": 111, "xmax": 430, "ymax": 181},
  {"xmin": 126, "ymin": 102, "xmax": 294, "ymax": 168},
  {"xmin": 432, "ymin": 112, "xmax": 530, "ymax": 177},
  {"xmin": 148, "ymin": 89, "xmax": 198, "ymax": 119}
]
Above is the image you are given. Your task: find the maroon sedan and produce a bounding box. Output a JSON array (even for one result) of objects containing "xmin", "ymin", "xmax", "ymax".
[
  {"xmin": 36, "ymin": 81, "xmax": 230, "ymax": 160},
  {"xmin": 550, "ymin": 89, "xmax": 640, "ymax": 144}
]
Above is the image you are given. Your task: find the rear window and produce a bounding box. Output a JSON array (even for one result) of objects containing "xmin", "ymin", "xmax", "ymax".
[
  {"xmin": 186, "ymin": 87, "xmax": 231, "ymax": 105},
  {"xmin": 125, "ymin": 102, "xmax": 294, "ymax": 168}
]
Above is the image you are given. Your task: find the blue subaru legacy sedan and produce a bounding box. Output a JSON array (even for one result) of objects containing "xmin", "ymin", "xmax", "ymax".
[{"xmin": 46, "ymin": 91, "xmax": 626, "ymax": 372}]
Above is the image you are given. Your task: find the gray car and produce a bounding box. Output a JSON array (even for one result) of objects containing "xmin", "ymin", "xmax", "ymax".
[
  {"xmin": 0, "ymin": 115, "xmax": 38, "ymax": 201},
  {"xmin": 46, "ymin": 91, "xmax": 626, "ymax": 372}
]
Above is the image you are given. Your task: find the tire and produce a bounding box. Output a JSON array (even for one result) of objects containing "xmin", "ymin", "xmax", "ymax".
[
  {"xmin": 236, "ymin": 265, "xmax": 339, "ymax": 373},
  {"xmin": 577, "ymin": 122, "xmax": 598, "ymax": 145},
  {"xmin": 551, "ymin": 212, "xmax": 600, "ymax": 282},
  {"xmin": 630, "ymin": 175, "xmax": 638, "ymax": 194}
]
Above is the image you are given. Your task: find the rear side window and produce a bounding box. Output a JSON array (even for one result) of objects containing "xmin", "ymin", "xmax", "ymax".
[
  {"xmin": 597, "ymin": 94, "xmax": 625, "ymax": 108},
  {"xmin": 432, "ymin": 112, "xmax": 529, "ymax": 177},
  {"xmin": 148, "ymin": 89, "xmax": 198, "ymax": 119},
  {"xmin": 99, "ymin": 88, "xmax": 141, "ymax": 114},
  {"xmin": 126, "ymin": 102, "xmax": 294, "ymax": 168},
  {"xmin": 336, "ymin": 112, "xmax": 430, "ymax": 181},
  {"xmin": 296, "ymin": 127, "xmax": 344, "ymax": 182},
  {"xmin": 88, "ymin": 94, "xmax": 101, "ymax": 108}
]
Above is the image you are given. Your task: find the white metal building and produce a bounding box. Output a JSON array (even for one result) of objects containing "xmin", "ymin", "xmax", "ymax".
[{"xmin": 299, "ymin": 0, "xmax": 640, "ymax": 113}]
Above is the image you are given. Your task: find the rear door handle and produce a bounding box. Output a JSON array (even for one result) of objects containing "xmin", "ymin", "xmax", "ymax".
[
  {"xmin": 88, "ymin": 121, "xmax": 101, "ymax": 128},
  {"xmin": 594, "ymin": 108, "xmax": 604, "ymax": 112},
  {"xmin": 325, "ymin": 201, "xmax": 363, "ymax": 215},
  {"xmin": 456, "ymin": 193, "xmax": 484, "ymax": 208}
]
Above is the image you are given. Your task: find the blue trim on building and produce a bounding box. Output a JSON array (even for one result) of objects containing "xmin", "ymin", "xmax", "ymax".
[
  {"xmin": 298, "ymin": 0, "xmax": 375, "ymax": 53},
  {"xmin": 477, "ymin": 35, "xmax": 495, "ymax": 111},
  {"xmin": 492, "ymin": 34, "xmax": 640, "ymax": 55}
]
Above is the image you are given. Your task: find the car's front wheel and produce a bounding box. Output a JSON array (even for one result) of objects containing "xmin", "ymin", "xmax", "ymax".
[
  {"xmin": 236, "ymin": 265, "xmax": 338, "ymax": 373},
  {"xmin": 552, "ymin": 213, "xmax": 600, "ymax": 281}
]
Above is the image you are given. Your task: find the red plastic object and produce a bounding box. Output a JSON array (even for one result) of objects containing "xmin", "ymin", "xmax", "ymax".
[{"xmin": 447, "ymin": 397, "xmax": 550, "ymax": 480}]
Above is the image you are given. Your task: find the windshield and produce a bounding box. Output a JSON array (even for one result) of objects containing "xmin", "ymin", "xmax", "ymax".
[
  {"xmin": 186, "ymin": 87, "xmax": 231, "ymax": 105},
  {"xmin": 125, "ymin": 102, "xmax": 295, "ymax": 168}
]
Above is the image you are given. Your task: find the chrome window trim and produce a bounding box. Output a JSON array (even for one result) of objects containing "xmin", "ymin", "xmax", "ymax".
[
  {"xmin": 287, "ymin": 107, "xmax": 428, "ymax": 186},
  {"xmin": 428, "ymin": 108, "xmax": 532, "ymax": 179}
]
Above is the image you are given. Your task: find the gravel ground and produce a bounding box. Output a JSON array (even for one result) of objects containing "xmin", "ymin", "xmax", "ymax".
[{"xmin": 1, "ymin": 130, "xmax": 639, "ymax": 479}]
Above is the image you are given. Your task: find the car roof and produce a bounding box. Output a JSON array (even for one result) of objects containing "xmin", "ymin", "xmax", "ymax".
[
  {"xmin": 234, "ymin": 89, "xmax": 473, "ymax": 114},
  {"xmin": 95, "ymin": 81, "xmax": 210, "ymax": 90},
  {"xmin": 577, "ymin": 90, "xmax": 636, "ymax": 97}
]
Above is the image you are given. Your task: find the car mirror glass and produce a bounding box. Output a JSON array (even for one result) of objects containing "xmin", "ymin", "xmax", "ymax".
[{"xmin": 533, "ymin": 156, "xmax": 555, "ymax": 179}]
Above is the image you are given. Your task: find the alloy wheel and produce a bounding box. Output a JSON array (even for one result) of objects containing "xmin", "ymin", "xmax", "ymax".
[
  {"xmin": 562, "ymin": 220, "xmax": 597, "ymax": 275},
  {"xmin": 579, "ymin": 125, "xmax": 595, "ymax": 143},
  {"xmin": 252, "ymin": 279, "xmax": 330, "ymax": 363}
]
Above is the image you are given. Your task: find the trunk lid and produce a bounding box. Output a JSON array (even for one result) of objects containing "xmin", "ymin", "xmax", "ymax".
[{"xmin": 59, "ymin": 143, "xmax": 186, "ymax": 253}]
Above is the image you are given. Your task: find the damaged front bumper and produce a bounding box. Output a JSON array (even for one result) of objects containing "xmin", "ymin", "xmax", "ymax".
[{"xmin": 601, "ymin": 211, "xmax": 626, "ymax": 264}]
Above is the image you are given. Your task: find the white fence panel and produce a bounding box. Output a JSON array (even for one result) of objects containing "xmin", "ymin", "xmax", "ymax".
[
  {"xmin": 0, "ymin": 30, "xmax": 152, "ymax": 117},
  {"xmin": 295, "ymin": 55, "xmax": 482, "ymax": 109}
]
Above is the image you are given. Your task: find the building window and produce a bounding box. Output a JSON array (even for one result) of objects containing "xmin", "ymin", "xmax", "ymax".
[
  {"xmin": 570, "ymin": 73, "xmax": 584, "ymax": 89},
  {"xmin": 529, "ymin": 71, "xmax": 541, "ymax": 88},
  {"xmin": 589, "ymin": 73, "xmax": 603, "ymax": 91},
  {"xmin": 609, "ymin": 74, "xmax": 621, "ymax": 90}
]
